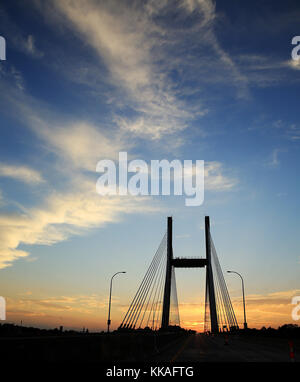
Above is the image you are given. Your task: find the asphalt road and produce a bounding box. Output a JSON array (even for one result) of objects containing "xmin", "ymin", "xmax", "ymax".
[{"xmin": 153, "ymin": 333, "xmax": 299, "ymax": 362}]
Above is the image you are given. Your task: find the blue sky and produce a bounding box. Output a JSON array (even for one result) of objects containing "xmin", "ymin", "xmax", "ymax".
[{"xmin": 0, "ymin": 0, "xmax": 299, "ymax": 331}]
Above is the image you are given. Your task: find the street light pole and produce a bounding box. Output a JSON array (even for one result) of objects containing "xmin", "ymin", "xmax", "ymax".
[
  {"xmin": 227, "ymin": 271, "xmax": 247, "ymax": 330},
  {"xmin": 107, "ymin": 271, "xmax": 126, "ymax": 333}
]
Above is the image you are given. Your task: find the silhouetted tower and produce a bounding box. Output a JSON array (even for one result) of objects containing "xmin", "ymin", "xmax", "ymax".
[
  {"xmin": 205, "ymin": 216, "xmax": 218, "ymax": 333},
  {"xmin": 161, "ymin": 217, "xmax": 173, "ymax": 329},
  {"xmin": 161, "ymin": 216, "xmax": 219, "ymax": 333}
]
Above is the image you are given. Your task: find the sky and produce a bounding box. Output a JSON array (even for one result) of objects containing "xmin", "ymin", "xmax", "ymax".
[{"xmin": 0, "ymin": 0, "xmax": 299, "ymax": 332}]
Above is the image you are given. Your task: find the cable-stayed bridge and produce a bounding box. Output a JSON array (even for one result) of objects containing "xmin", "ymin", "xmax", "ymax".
[{"xmin": 119, "ymin": 216, "xmax": 238, "ymax": 333}]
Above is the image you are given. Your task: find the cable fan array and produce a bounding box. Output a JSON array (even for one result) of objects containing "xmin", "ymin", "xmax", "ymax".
[
  {"xmin": 120, "ymin": 218, "xmax": 237, "ymax": 333},
  {"xmin": 119, "ymin": 233, "xmax": 180, "ymax": 330},
  {"xmin": 204, "ymin": 233, "xmax": 239, "ymax": 332}
]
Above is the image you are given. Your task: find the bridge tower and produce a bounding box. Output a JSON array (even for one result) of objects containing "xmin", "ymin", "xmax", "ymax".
[
  {"xmin": 204, "ymin": 216, "xmax": 218, "ymax": 333},
  {"xmin": 161, "ymin": 216, "xmax": 218, "ymax": 333},
  {"xmin": 161, "ymin": 217, "xmax": 173, "ymax": 329},
  {"xmin": 119, "ymin": 216, "xmax": 238, "ymax": 333}
]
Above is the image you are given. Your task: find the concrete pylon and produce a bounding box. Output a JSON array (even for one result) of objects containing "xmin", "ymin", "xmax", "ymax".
[
  {"xmin": 205, "ymin": 216, "xmax": 219, "ymax": 333},
  {"xmin": 161, "ymin": 217, "xmax": 173, "ymax": 329}
]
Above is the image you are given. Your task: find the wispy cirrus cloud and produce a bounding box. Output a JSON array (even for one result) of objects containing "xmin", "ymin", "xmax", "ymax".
[
  {"xmin": 0, "ymin": 83, "xmax": 159, "ymax": 269},
  {"xmin": 51, "ymin": 0, "xmax": 193, "ymax": 139},
  {"xmin": 0, "ymin": 189, "xmax": 4, "ymax": 207},
  {"xmin": 236, "ymin": 54, "xmax": 300, "ymax": 88},
  {"xmin": 286, "ymin": 59, "xmax": 300, "ymax": 71},
  {"xmin": 0, "ymin": 163, "xmax": 44, "ymax": 184},
  {"xmin": 0, "ymin": 178, "xmax": 158, "ymax": 269},
  {"xmin": 265, "ymin": 148, "xmax": 286, "ymax": 169},
  {"xmin": 249, "ymin": 117, "xmax": 300, "ymax": 143},
  {"xmin": 6, "ymin": 293, "xmax": 113, "ymax": 329},
  {"xmin": 20, "ymin": 35, "xmax": 44, "ymax": 58},
  {"xmin": 0, "ymin": 9, "xmax": 43, "ymax": 59},
  {"xmin": 46, "ymin": 0, "xmax": 247, "ymax": 140},
  {"xmin": 178, "ymin": 161, "xmax": 237, "ymax": 191},
  {"xmin": 205, "ymin": 162, "xmax": 237, "ymax": 191},
  {"xmin": 29, "ymin": 117, "xmax": 127, "ymax": 171}
]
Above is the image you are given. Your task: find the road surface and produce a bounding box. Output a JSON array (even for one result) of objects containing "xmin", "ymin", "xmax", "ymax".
[{"xmin": 152, "ymin": 333, "xmax": 298, "ymax": 362}]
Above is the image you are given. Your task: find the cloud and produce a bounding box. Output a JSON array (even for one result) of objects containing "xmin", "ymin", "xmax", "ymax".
[
  {"xmin": 181, "ymin": 0, "xmax": 215, "ymax": 21},
  {"xmin": 0, "ymin": 163, "xmax": 44, "ymax": 184},
  {"xmin": 21, "ymin": 35, "xmax": 44, "ymax": 58},
  {"xmin": 0, "ymin": 74, "xmax": 162, "ymax": 269},
  {"xmin": 48, "ymin": 0, "xmax": 245, "ymax": 139},
  {"xmin": 235, "ymin": 54, "xmax": 300, "ymax": 88},
  {"xmin": 205, "ymin": 162, "xmax": 237, "ymax": 191},
  {"xmin": 8, "ymin": 294, "xmax": 108, "ymax": 315},
  {"xmin": 229, "ymin": 289, "xmax": 300, "ymax": 328},
  {"xmin": 0, "ymin": 65, "xmax": 26, "ymax": 91},
  {"xmin": 0, "ymin": 177, "xmax": 157, "ymax": 269},
  {"xmin": 286, "ymin": 59, "xmax": 300, "ymax": 71},
  {"xmin": 51, "ymin": 0, "xmax": 190, "ymax": 139},
  {"xmin": 6, "ymin": 288, "xmax": 299, "ymax": 331},
  {"xmin": 53, "ymin": 0, "xmax": 153, "ymax": 92},
  {"xmin": 0, "ymin": 155, "xmax": 236, "ymax": 269},
  {"xmin": 30, "ymin": 118, "xmax": 127, "ymax": 171},
  {"xmin": 180, "ymin": 0, "xmax": 248, "ymax": 98},
  {"xmin": 175, "ymin": 289, "xmax": 300, "ymax": 331},
  {"xmin": 5, "ymin": 293, "xmax": 122, "ymax": 330},
  {"xmin": 0, "ymin": 9, "xmax": 43, "ymax": 59},
  {"xmin": 0, "ymin": 107, "xmax": 235, "ymax": 269},
  {"xmin": 178, "ymin": 160, "xmax": 237, "ymax": 191},
  {"xmin": 11, "ymin": 33, "xmax": 44, "ymax": 59},
  {"xmin": 0, "ymin": 92, "xmax": 236, "ymax": 269},
  {"xmin": 265, "ymin": 148, "xmax": 283, "ymax": 168},
  {"xmin": 0, "ymin": 70, "xmax": 127, "ymax": 172},
  {"xmin": 0, "ymin": 1, "xmax": 240, "ymax": 269},
  {"xmin": 249, "ymin": 117, "xmax": 300, "ymax": 143},
  {"xmin": 247, "ymin": 289, "xmax": 300, "ymax": 301}
]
